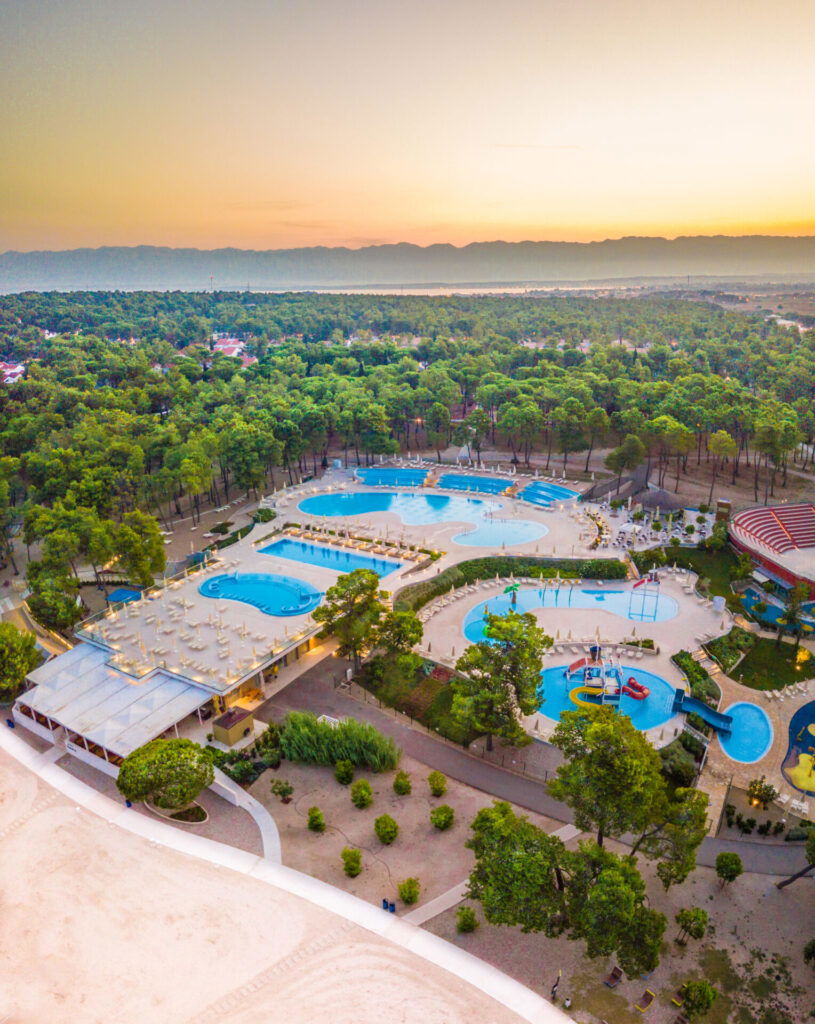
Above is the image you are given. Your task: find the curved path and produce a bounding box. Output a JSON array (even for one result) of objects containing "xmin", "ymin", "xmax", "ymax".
[
  {"xmin": 212, "ymin": 766, "xmax": 282, "ymax": 862},
  {"xmin": 0, "ymin": 724, "xmax": 569, "ymax": 1024},
  {"xmin": 259, "ymin": 655, "xmax": 813, "ymax": 878}
]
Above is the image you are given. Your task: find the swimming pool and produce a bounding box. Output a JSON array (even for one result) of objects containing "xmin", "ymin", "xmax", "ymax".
[
  {"xmin": 355, "ymin": 467, "xmax": 429, "ymax": 487},
  {"xmin": 259, "ymin": 538, "xmax": 402, "ymax": 577},
  {"xmin": 718, "ymin": 702, "xmax": 773, "ymax": 764},
  {"xmin": 437, "ymin": 473, "xmax": 510, "ymax": 495},
  {"xmin": 198, "ymin": 572, "xmax": 321, "ymax": 616},
  {"xmin": 463, "ymin": 585, "xmax": 678, "ymax": 641},
  {"xmin": 519, "ymin": 481, "xmax": 579, "ymax": 506},
  {"xmin": 298, "ymin": 491, "xmax": 547, "ymax": 547},
  {"xmin": 537, "ymin": 665, "xmax": 676, "ymax": 730},
  {"xmin": 782, "ymin": 700, "xmax": 815, "ymax": 795}
]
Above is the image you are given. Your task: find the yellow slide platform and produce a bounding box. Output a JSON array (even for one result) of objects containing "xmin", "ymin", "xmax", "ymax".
[{"xmin": 569, "ymin": 685, "xmax": 603, "ymax": 708}]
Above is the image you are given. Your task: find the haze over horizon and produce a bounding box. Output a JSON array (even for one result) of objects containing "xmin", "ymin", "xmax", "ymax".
[{"xmin": 2, "ymin": 0, "xmax": 815, "ymax": 253}]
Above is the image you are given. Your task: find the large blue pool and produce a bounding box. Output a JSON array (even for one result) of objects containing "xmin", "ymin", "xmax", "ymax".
[
  {"xmin": 519, "ymin": 481, "xmax": 579, "ymax": 506},
  {"xmin": 438, "ymin": 473, "xmax": 510, "ymax": 495},
  {"xmin": 355, "ymin": 467, "xmax": 428, "ymax": 487},
  {"xmin": 718, "ymin": 702, "xmax": 773, "ymax": 764},
  {"xmin": 298, "ymin": 491, "xmax": 548, "ymax": 548},
  {"xmin": 259, "ymin": 538, "xmax": 402, "ymax": 577},
  {"xmin": 538, "ymin": 665, "xmax": 676, "ymax": 730},
  {"xmin": 463, "ymin": 585, "xmax": 678, "ymax": 642},
  {"xmin": 199, "ymin": 572, "xmax": 321, "ymax": 616}
]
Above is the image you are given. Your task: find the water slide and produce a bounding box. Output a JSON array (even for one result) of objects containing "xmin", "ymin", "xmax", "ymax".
[
  {"xmin": 567, "ymin": 657, "xmax": 589, "ymax": 675},
  {"xmin": 671, "ymin": 689, "xmax": 733, "ymax": 735},
  {"xmin": 621, "ymin": 677, "xmax": 649, "ymax": 700}
]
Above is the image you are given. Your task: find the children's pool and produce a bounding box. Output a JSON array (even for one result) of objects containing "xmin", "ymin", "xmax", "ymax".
[
  {"xmin": 437, "ymin": 473, "xmax": 510, "ymax": 495},
  {"xmin": 741, "ymin": 586, "xmax": 815, "ymax": 630},
  {"xmin": 537, "ymin": 665, "xmax": 676, "ymax": 730},
  {"xmin": 355, "ymin": 467, "xmax": 428, "ymax": 487},
  {"xmin": 298, "ymin": 491, "xmax": 547, "ymax": 547},
  {"xmin": 259, "ymin": 538, "xmax": 402, "ymax": 577},
  {"xmin": 463, "ymin": 585, "xmax": 678, "ymax": 642},
  {"xmin": 717, "ymin": 702, "xmax": 774, "ymax": 764},
  {"xmin": 519, "ymin": 481, "xmax": 579, "ymax": 506},
  {"xmin": 198, "ymin": 572, "xmax": 321, "ymax": 616},
  {"xmin": 782, "ymin": 700, "xmax": 815, "ymax": 795}
]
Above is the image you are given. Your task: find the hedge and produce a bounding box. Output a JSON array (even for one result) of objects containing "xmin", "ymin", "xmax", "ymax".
[
  {"xmin": 394, "ymin": 556, "xmax": 628, "ymax": 612},
  {"xmin": 280, "ymin": 711, "xmax": 401, "ymax": 772}
]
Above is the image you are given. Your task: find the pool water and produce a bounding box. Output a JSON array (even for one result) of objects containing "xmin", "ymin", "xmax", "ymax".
[
  {"xmin": 437, "ymin": 473, "xmax": 510, "ymax": 495},
  {"xmin": 298, "ymin": 491, "xmax": 547, "ymax": 548},
  {"xmin": 198, "ymin": 572, "xmax": 321, "ymax": 616},
  {"xmin": 355, "ymin": 467, "xmax": 428, "ymax": 487},
  {"xmin": 718, "ymin": 702, "xmax": 774, "ymax": 764},
  {"xmin": 782, "ymin": 700, "xmax": 815, "ymax": 795},
  {"xmin": 741, "ymin": 586, "xmax": 815, "ymax": 630},
  {"xmin": 519, "ymin": 481, "xmax": 579, "ymax": 506},
  {"xmin": 537, "ymin": 665, "xmax": 676, "ymax": 730},
  {"xmin": 259, "ymin": 538, "xmax": 402, "ymax": 577},
  {"xmin": 463, "ymin": 585, "xmax": 678, "ymax": 641}
]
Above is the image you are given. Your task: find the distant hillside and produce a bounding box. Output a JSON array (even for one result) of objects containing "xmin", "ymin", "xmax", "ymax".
[{"xmin": 1, "ymin": 236, "xmax": 814, "ymax": 292}]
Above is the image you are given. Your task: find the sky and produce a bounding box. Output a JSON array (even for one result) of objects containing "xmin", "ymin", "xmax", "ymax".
[{"xmin": 2, "ymin": 0, "xmax": 815, "ymax": 251}]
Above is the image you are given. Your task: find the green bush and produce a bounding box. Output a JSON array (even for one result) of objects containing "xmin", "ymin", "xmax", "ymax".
[
  {"xmin": 374, "ymin": 814, "xmax": 399, "ymax": 844},
  {"xmin": 307, "ymin": 806, "xmax": 326, "ymax": 832},
  {"xmin": 427, "ymin": 770, "xmax": 447, "ymax": 797},
  {"xmin": 393, "ymin": 770, "xmax": 412, "ymax": 795},
  {"xmin": 280, "ymin": 711, "xmax": 401, "ymax": 772},
  {"xmin": 673, "ymin": 651, "xmax": 721, "ymax": 706},
  {"xmin": 342, "ymin": 847, "xmax": 362, "ymax": 877},
  {"xmin": 456, "ymin": 906, "xmax": 479, "ymax": 933},
  {"xmin": 264, "ymin": 748, "xmax": 282, "ymax": 770},
  {"xmin": 786, "ymin": 826, "xmax": 811, "ymax": 842},
  {"xmin": 660, "ymin": 739, "xmax": 697, "ymax": 787},
  {"xmin": 398, "ymin": 877, "xmax": 420, "ymax": 905},
  {"xmin": 430, "ymin": 804, "xmax": 455, "ymax": 830},
  {"xmin": 679, "ymin": 731, "xmax": 705, "ymax": 760},
  {"xmin": 351, "ymin": 779, "xmax": 373, "ymax": 809},
  {"xmin": 271, "ymin": 778, "xmax": 293, "ymax": 802},
  {"xmin": 705, "ymin": 627, "xmax": 755, "ymax": 672},
  {"xmin": 394, "ymin": 556, "xmax": 627, "ymax": 611},
  {"xmin": 334, "ymin": 759, "xmax": 355, "ymax": 785},
  {"xmin": 253, "ymin": 507, "xmax": 276, "ymax": 523}
]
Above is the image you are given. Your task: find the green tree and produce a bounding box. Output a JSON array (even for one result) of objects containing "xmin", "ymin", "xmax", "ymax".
[
  {"xmin": 425, "ymin": 402, "xmax": 451, "ymax": 461},
  {"xmin": 342, "ymin": 847, "xmax": 362, "ymax": 877},
  {"xmin": 675, "ymin": 907, "xmax": 708, "ymax": 944},
  {"xmin": 715, "ymin": 851, "xmax": 743, "ymax": 887},
  {"xmin": 351, "ymin": 779, "xmax": 373, "ymax": 808},
  {"xmin": 376, "ymin": 609, "xmax": 422, "ymax": 655},
  {"xmin": 453, "ymin": 610, "xmax": 551, "ymax": 751},
  {"xmin": 427, "ymin": 770, "xmax": 447, "ymax": 796},
  {"xmin": 605, "ymin": 434, "xmax": 646, "ymax": 494},
  {"xmin": 466, "ymin": 801, "xmax": 666, "ymax": 975},
  {"xmin": 430, "ymin": 804, "xmax": 455, "ymax": 830},
  {"xmin": 312, "ymin": 569, "xmax": 386, "ymax": 669},
  {"xmin": 307, "ymin": 806, "xmax": 326, "ymax": 832},
  {"xmin": 777, "ymin": 582, "xmax": 809, "ymax": 649},
  {"xmin": 116, "ymin": 739, "xmax": 214, "ymax": 809},
  {"xmin": 0, "ymin": 621, "xmax": 40, "ymax": 701},
  {"xmin": 680, "ymin": 979, "xmax": 718, "ymax": 1020},
  {"xmin": 706, "ymin": 430, "xmax": 737, "ymax": 504}
]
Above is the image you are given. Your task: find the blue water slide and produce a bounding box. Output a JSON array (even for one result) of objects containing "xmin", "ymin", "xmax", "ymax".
[{"xmin": 671, "ymin": 688, "xmax": 733, "ymax": 735}]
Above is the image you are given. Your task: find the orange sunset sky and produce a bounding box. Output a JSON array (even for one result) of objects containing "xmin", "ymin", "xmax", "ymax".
[{"xmin": 2, "ymin": 0, "xmax": 814, "ymax": 251}]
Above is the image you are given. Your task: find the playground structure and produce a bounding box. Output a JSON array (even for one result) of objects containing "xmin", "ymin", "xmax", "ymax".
[
  {"xmin": 565, "ymin": 645, "xmax": 650, "ymax": 709},
  {"xmin": 671, "ymin": 689, "xmax": 733, "ymax": 735}
]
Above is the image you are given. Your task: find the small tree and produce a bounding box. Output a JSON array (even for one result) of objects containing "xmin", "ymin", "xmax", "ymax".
[
  {"xmin": 0, "ymin": 622, "xmax": 40, "ymax": 701},
  {"xmin": 427, "ymin": 770, "xmax": 447, "ymax": 797},
  {"xmin": 456, "ymin": 906, "xmax": 479, "ymax": 933},
  {"xmin": 393, "ymin": 770, "xmax": 412, "ymax": 795},
  {"xmin": 351, "ymin": 779, "xmax": 373, "ymax": 809},
  {"xmin": 675, "ymin": 907, "xmax": 708, "ymax": 945},
  {"xmin": 374, "ymin": 814, "xmax": 399, "ymax": 844},
  {"xmin": 312, "ymin": 569, "xmax": 386, "ymax": 668},
  {"xmin": 307, "ymin": 806, "xmax": 326, "ymax": 832},
  {"xmin": 116, "ymin": 739, "xmax": 213, "ymax": 809},
  {"xmin": 715, "ymin": 851, "xmax": 743, "ymax": 888},
  {"xmin": 342, "ymin": 847, "xmax": 362, "ymax": 877},
  {"xmin": 398, "ymin": 877, "xmax": 420, "ymax": 904},
  {"xmin": 747, "ymin": 775, "xmax": 777, "ymax": 809},
  {"xmin": 335, "ymin": 760, "xmax": 355, "ymax": 785},
  {"xmin": 430, "ymin": 804, "xmax": 455, "ymax": 831},
  {"xmin": 271, "ymin": 778, "xmax": 294, "ymax": 803},
  {"xmin": 681, "ymin": 979, "xmax": 718, "ymax": 1020},
  {"xmin": 803, "ymin": 937, "xmax": 815, "ymax": 969}
]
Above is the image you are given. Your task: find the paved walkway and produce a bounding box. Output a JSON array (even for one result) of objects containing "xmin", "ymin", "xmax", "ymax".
[
  {"xmin": 258, "ymin": 655, "xmax": 813, "ymax": 878},
  {"xmin": 0, "ymin": 724, "xmax": 569, "ymax": 1024},
  {"xmin": 212, "ymin": 768, "xmax": 282, "ymax": 862}
]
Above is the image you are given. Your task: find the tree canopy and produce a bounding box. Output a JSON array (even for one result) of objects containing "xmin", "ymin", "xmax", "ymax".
[{"xmin": 116, "ymin": 738, "xmax": 214, "ymax": 809}]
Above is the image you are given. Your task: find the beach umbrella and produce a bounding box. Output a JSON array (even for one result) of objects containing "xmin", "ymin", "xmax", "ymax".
[
  {"xmin": 631, "ymin": 625, "xmax": 637, "ymax": 637},
  {"xmin": 427, "ymin": 641, "xmax": 432, "ymax": 653},
  {"xmin": 555, "ymin": 629, "xmax": 560, "ymax": 640},
  {"xmin": 567, "ymin": 629, "xmax": 572, "ymax": 640},
  {"xmin": 451, "ymin": 645, "xmax": 456, "ymax": 658}
]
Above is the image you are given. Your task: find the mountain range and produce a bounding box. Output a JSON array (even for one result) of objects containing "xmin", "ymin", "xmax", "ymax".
[{"xmin": 1, "ymin": 236, "xmax": 814, "ymax": 292}]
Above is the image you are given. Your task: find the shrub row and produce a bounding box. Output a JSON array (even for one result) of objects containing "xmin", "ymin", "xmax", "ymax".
[
  {"xmin": 280, "ymin": 711, "xmax": 401, "ymax": 772},
  {"xmin": 394, "ymin": 556, "xmax": 628, "ymax": 611}
]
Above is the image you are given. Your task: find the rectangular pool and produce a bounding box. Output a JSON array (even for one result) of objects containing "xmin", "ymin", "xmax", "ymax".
[
  {"xmin": 355, "ymin": 467, "xmax": 429, "ymax": 487},
  {"xmin": 519, "ymin": 481, "xmax": 579, "ymax": 506},
  {"xmin": 259, "ymin": 538, "xmax": 403, "ymax": 577},
  {"xmin": 438, "ymin": 473, "xmax": 510, "ymax": 495}
]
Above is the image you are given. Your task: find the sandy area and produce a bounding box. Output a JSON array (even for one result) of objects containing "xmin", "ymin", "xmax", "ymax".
[
  {"xmin": 0, "ymin": 748, "xmax": 530, "ymax": 1024},
  {"xmin": 249, "ymin": 752, "xmax": 562, "ymax": 909}
]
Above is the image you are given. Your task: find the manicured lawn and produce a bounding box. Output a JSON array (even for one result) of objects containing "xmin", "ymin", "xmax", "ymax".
[
  {"xmin": 731, "ymin": 637, "xmax": 814, "ymax": 690},
  {"xmin": 634, "ymin": 545, "xmax": 740, "ymax": 607},
  {"xmin": 359, "ymin": 661, "xmax": 480, "ymax": 746}
]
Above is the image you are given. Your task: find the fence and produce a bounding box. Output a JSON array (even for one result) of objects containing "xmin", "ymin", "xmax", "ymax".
[{"xmin": 336, "ymin": 678, "xmax": 553, "ymax": 785}]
